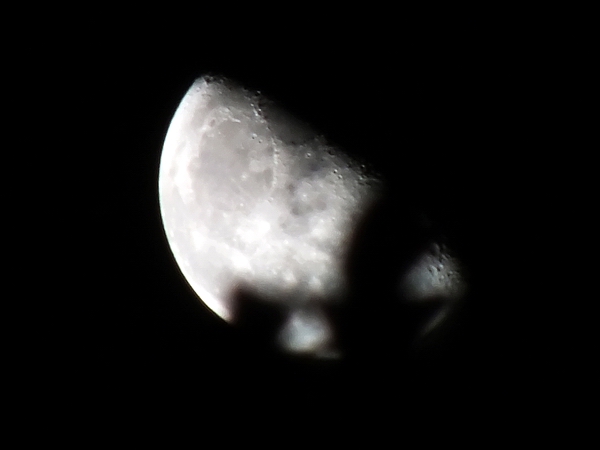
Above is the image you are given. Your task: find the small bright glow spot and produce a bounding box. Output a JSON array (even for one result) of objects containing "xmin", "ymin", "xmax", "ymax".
[{"xmin": 277, "ymin": 308, "xmax": 333, "ymax": 355}]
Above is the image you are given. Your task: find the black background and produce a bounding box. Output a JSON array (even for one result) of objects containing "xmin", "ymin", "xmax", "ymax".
[{"xmin": 57, "ymin": 30, "xmax": 541, "ymax": 421}]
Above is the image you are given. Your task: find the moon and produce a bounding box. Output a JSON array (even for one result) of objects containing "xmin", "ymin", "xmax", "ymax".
[
  {"xmin": 158, "ymin": 75, "xmax": 467, "ymax": 358},
  {"xmin": 158, "ymin": 76, "xmax": 382, "ymax": 357}
]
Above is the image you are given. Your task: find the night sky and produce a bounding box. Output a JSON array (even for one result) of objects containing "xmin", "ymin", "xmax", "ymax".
[{"xmin": 67, "ymin": 38, "xmax": 531, "ymax": 416}]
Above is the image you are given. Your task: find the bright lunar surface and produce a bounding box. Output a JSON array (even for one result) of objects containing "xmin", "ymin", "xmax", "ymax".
[
  {"xmin": 399, "ymin": 242, "xmax": 467, "ymax": 339},
  {"xmin": 159, "ymin": 75, "xmax": 467, "ymax": 358}
]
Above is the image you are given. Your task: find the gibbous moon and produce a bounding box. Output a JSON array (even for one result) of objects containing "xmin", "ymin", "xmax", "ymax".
[
  {"xmin": 159, "ymin": 76, "xmax": 382, "ymax": 357},
  {"xmin": 159, "ymin": 75, "xmax": 467, "ymax": 358}
]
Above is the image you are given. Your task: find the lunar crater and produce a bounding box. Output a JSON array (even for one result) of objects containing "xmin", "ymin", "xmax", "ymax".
[{"xmin": 400, "ymin": 242, "xmax": 467, "ymax": 304}]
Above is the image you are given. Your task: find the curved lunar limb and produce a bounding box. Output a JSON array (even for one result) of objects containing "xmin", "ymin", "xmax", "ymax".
[{"xmin": 159, "ymin": 76, "xmax": 382, "ymax": 357}]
